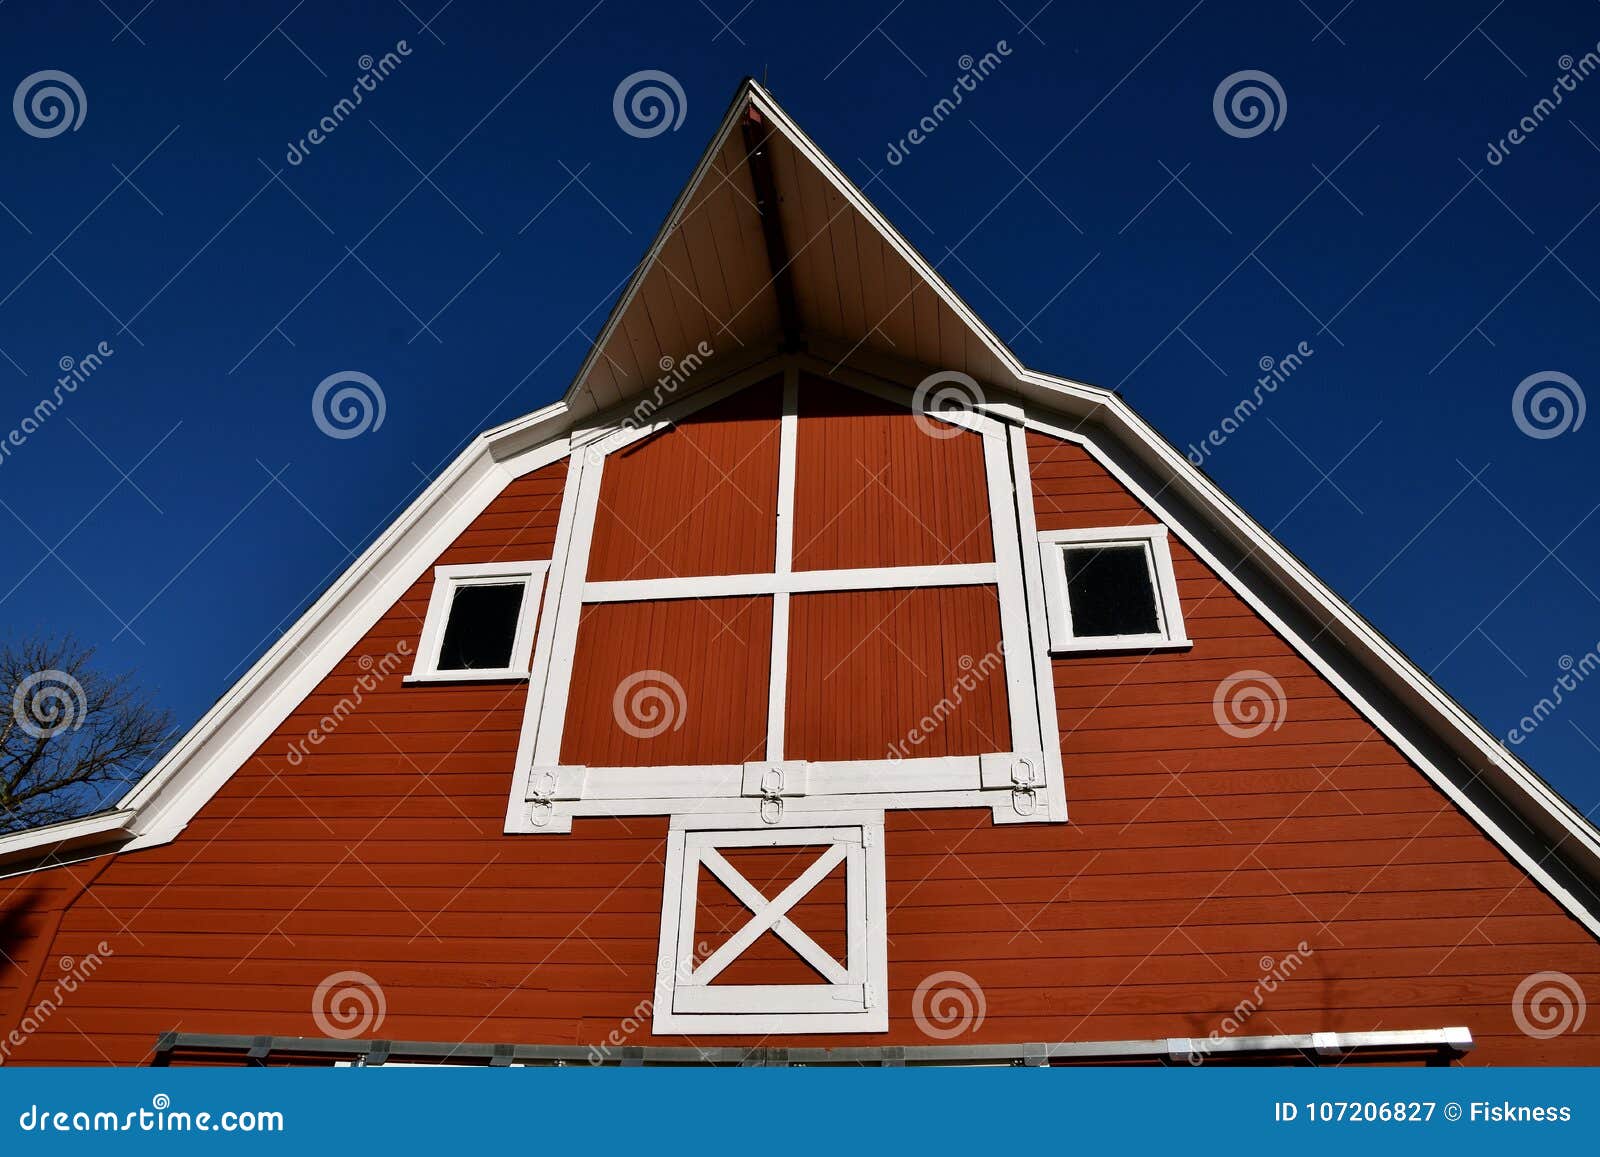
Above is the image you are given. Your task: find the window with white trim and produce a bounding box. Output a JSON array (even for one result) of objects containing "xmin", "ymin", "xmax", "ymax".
[
  {"xmin": 653, "ymin": 819, "xmax": 887, "ymax": 1034},
  {"xmin": 409, "ymin": 561, "xmax": 549, "ymax": 682},
  {"xmin": 1038, "ymin": 525, "xmax": 1189, "ymax": 653}
]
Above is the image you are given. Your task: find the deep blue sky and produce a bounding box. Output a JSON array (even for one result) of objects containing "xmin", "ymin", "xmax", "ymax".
[{"xmin": 1, "ymin": 0, "xmax": 1597, "ymax": 818}]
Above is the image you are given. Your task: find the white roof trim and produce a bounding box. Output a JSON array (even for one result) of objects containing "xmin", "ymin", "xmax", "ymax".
[
  {"xmin": 0, "ymin": 809, "xmax": 136, "ymax": 869},
  {"xmin": 0, "ymin": 82, "xmax": 1593, "ymax": 947}
]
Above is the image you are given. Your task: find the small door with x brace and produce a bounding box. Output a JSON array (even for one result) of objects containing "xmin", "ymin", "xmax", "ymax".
[{"xmin": 653, "ymin": 823, "xmax": 889, "ymax": 1033}]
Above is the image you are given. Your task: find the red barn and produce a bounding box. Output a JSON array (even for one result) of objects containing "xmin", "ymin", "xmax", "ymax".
[{"xmin": 3, "ymin": 81, "xmax": 1598, "ymax": 1067}]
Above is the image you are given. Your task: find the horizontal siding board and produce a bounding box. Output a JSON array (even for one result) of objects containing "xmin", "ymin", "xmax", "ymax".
[
  {"xmin": 791, "ymin": 375, "xmax": 993, "ymax": 570},
  {"xmin": 559, "ymin": 597, "xmax": 772, "ymax": 766},
  {"xmin": 45, "ymin": 892, "xmax": 1563, "ymax": 942},
  {"xmin": 166, "ymin": 809, "xmax": 1481, "ymax": 850},
  {"xmin": 785, "ymin": 585, "xmax": 1010, "ymax": 761},
  {"xmin": 433, "ymin": 460, "xmax": 567, "ymax": 565},
  {"xmin": 585, "ymin": 382, "xmax": 782, "ymax": 581},
  {"xmin": 42, "ymin": 964, "xmax": 1600, "ymax": 1020}
]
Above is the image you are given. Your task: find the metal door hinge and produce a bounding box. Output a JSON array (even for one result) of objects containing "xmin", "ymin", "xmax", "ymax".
[
  {"xmin": 979, "ymin": 751, "xmax": 1044, "ymax": 815},
  {"xmin": 525, "ymin": 765, "xmax": 586, "ymax": 826}
]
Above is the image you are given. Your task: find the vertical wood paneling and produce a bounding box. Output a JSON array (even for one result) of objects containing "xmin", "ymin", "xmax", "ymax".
[
  {"xmin": 874, "ymin": 227, "xmax": 918, "ymax": 355},
  {"xmin": 559, "ymin": 597, "xmax": 772, "ymax": 767},
  {"xmin": 637, "ymin": 258, "xmax": 691, "ymax": 372},
  {"xmin": 580, "ymin": 137, "xmax": 774, "ymax": 411},
  {"xmin": 853, "ymin": 214, "xmax": 889, "ymax": 347},
  {"xmin": 825, "ymin": 184, "xmax": 867, "ymax": 340},
  {"xmin": 792, "ymin": 375, "xmax": 993, "ymax": 570},
  {"xmin": 784, "ymin": 586, "xmax": 1010, "ymax": 762},
  {"xmin": 586, "ymin": 381, "xmax": 782, "ymax": 581},
  {"xmin": 673, "ymin": 210, "xmax": 734, "ymax": 335}
]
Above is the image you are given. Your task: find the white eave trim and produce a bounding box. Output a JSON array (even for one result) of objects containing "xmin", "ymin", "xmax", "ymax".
[{"xmin": 0, "ymin": 808, "xmax": 137, "ymax": 868}]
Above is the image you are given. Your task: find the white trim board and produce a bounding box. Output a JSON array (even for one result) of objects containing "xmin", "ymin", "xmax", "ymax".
[
  {"xmin": 1006, "ymin": 423, "xmax": 1069, "ymax": 824},
  {"xmin": 767, "ymin": 366, "xmax": 800, "ymax": 763},
  {"xmin": 0, "ymin": 809, "xmax": 137, "ymax": 875},
  {"xmin": 583, "ymin": 563, "xmax": 998, "ymax": 602}
]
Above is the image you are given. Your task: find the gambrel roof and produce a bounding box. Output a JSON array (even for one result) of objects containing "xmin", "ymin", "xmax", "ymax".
[{"xmin": 4, "ymin": 79, "xmax": 1598, "ymax": 945}]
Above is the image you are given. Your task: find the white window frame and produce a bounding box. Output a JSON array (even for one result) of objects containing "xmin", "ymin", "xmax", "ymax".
[
  {"xmin": 504, "ymin": 355, "xmax": 1069, "ymax": 833},
  {"xmin": 653, "ymin": 814, "xmax": 888, "ymax": 1034},
  {"xmin": 407, "ymin": 560, "xmax": 550, "ymax": 682},
  {"xmin": 1038, "ymin": 525, "xmax": 1190, "ymax": 653}
]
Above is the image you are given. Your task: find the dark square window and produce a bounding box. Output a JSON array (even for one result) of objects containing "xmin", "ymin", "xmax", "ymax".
[
  {"xmin": 1063, "ymin": 545, "xmax": 1160, "ymax": 638},
  {"xmin": 437, "ymin": 582, "xmax": 525, "ymax": 671}
]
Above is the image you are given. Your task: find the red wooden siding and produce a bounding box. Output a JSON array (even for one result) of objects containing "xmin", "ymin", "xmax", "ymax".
[
  {"xmin": 784, "ymin": 586, "xmax": 1010, "ymax": 762},
  {"xmin": 0, "ymin": 862, "xmax": 108, "ymax": 1062},
  {"xmin": 792, "ymin": 375, "xmax": 992, "ymax": 570},
  {"xmin": 1028, "ymin": 432, "xmax": 1151, "ymax": 530},
  {"xmin": 436, "ymin": 460, "xmax": 568, "ymax": 565},
  {"xmin": 559, "ymin": 597, "xmax": 773, "ymax": 767},
  {"xmin": 586, "ymin": 380, "xmax": 782, "ymax": 581},
  {"xmin": 2, "ymin": 393, "xmax": 1598, "ymax": 1066}
]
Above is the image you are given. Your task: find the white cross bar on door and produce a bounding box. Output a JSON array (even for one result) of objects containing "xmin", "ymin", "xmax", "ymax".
[
  {"xmin": 673, "ymin": 827, "xmax": 867, "ymax": 1015},
  {"xmin": 691, "ymin": 842, "xmax": 851, "ymax": 985},
  {"xmin": 652, "ymin": 819, "xmax": 889, "ymax": 1033}
]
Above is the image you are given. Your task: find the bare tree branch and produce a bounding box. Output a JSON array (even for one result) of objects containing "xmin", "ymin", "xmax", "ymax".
[{"xmin": 0, "ymin": 636, "xmax": 173, "ymax": 833}]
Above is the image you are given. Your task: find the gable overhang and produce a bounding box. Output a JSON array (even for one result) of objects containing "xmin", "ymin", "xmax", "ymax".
[{"xmin": 5, "ymin": 80, "xmax": 1597, "ymax": 946}]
